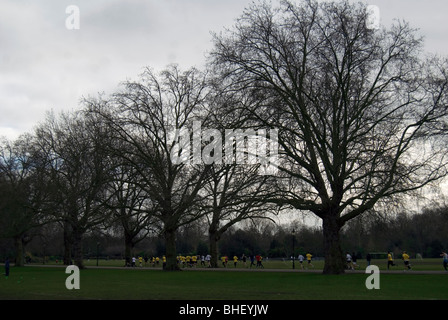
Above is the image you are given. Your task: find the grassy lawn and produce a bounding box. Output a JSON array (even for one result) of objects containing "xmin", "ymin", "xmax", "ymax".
[{"xmin": 0, "ymin": 263, "xmax": 447, "ymax": 300}]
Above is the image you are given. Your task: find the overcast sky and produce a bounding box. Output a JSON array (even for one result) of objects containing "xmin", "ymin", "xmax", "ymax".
[{"xmin": 1, "ymin": 0, "xmax": 448, "ymax": 140}]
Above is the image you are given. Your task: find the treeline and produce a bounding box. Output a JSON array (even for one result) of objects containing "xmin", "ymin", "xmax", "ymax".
[
  {"xmin": 3, "ymin": 205, "xmax": 447, "ymax": 263},
  {"xmin": 0, "ymin": 66, "xmax": 278, "ymax": 270}
]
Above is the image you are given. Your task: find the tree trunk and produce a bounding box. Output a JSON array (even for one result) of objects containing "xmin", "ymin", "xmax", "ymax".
[
  {"xmin": 322, "ymin": 215, "xmax": 345, "ymax": 274},
  {"xmin": 14, "ymin": 235, "xmax": 24, "ymax": 267},
  {"xmin": 164, "ymin": 227, "xmax": 180, "ymax": 271},
  {"xmin": 208, "ymin": 229, "xmax": 221, "ymax": 268},
  {"xmin": 63, "ymin": 222, "xmax": 72, "ymax": 265},
  {"xmin": 124, "ymin": 232, "xmax": 134, "ymax": 267},
  {"xmin": 72, "ymin": 227, "xmax": 85, "ymax": 269}
]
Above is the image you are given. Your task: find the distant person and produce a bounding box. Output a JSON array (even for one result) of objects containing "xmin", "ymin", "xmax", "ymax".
[
  {"xmin": 241, "ymin": 254, "xmax": 247, "ymax": 268},
  {"xmin": 402, "ymin": 251, "xmax": 411, "ymax": 270},
  {"xmin": 441, "ymin": 252, "xmax": 448, "ymax": 271},
  {"xmin": 387, "ymin": 251, "xmax": 396, "ymax": 269},
  {"xmin": 4, "ymin": 257, "xmax": 10, "ymax": 279},
  {"xmin": 306, "ymin": 253, "xmax": 314, "ymax": 268},
  {"xmin": 233, "ymin": 255, "xmax": 238, "ymax": 268},
  {"xmin": 201, "ymin": 255, "xmax": 205, "ymax": 267},
  {"xmin": 346, "ymin": 252, "xmax": 354, "ymax": 270},
  {"xmin": 366, "ymin": 253, "xmax": 371, "ymax": 266},
  {"xmin": 221, "ymin": 256, "xmax": 228, "ymax": 268},
  {"xmin": 352, "ymin": 252, "xmax": 358, "ymax": 269},
  {"xmin": 250, "ymin": 255, "xmax": 256, "ymax": 268},
  {"xmin": 255, "ymin": 254, "xmax": 261, "ymax": 268},
  {"xmin": 298, "ymin": 254, "xmax": 304, "ymax": 269},
  {"xmin": 257, "ymin": 254, "xmax": 264, "ymax": 268}
]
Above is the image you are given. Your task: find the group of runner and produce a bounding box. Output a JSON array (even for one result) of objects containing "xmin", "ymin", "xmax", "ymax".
[
  {"xmin": 385, "ymin": 251, "xmax": 414, "ymax": 271},
  {"xmin": 128, "ymin": 250, "xmax": 448, "ymax": 271},
  {"xmin": 128, "ymin": 256, "xmax": 167, "ymax": 268},
  {"xmin": 294, "ymin": 253, "xmax": 315, "ymax": 269},
  {"xmin": 219, "ymin": 254, "xmax": 266, "ymax": 268},
  {"xmin": 177, "ymin": 254, "xmax": 210, "ymax": 268}
]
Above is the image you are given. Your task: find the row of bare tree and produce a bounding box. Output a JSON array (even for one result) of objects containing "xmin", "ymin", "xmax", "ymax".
[{"xmin": 2, "ymin": 0, "xmax": 448, "ymax": 273}]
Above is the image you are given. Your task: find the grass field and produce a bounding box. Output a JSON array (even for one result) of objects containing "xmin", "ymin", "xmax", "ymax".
[{"xmin": 1, "ymin": 258, "xmax": 447, "ymax": 300}]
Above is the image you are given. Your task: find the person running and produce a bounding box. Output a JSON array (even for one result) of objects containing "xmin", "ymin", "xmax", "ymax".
[
  {"xmin": 306, "ymin": 252, "xmax": 314, "ymax": 268},
  {"xmin": 250, "ymin": 255, "xmax": 256, "ymax": 268},
  {"xmin": 221, "ymin": 256, "xmax": 227, "ymax": 268},
  {"xmin": 352, "ymin": 252, "xmax": 358, "ymax": 269},
  {"xmin": 366, "ymin": 253, "xmax": 371, "ymax": 266},
  {"xmin": 441, "ymin": 252, "xmax": 448, "ymax": 271},
  {"xmin": 255, "ymin": 254, "xmax": 261, "ymax": 268},
  {"xmin": 241, "ymin": 254, "xmax": 247, "ymax": 268},
  {"xmin": 346, "ymin": 252, "xmax": 354, "ymax": 270},
  {"xmin": 387, "ymin": 251, "xmax": 396, "ymax": 269},
  {"xmin": 257, "ymin": 254, "xmax": 264, "ymax": 268},
  {"xmin": 4, "ymin": 257, "xmax": 9, "ymax": 279},
  {"xmin": 402, "ymin": 251, "xmax": 411, "ymax": 270},
  {"xmin": 298, "ymin": 254, "xmax": 304, "ymax": 269},
  {"xmin": 201, "ymin": 255, "xmax": 205, "ymax": 267},
  {"xmin": 233, "ymin": 255, "xmax": 238, "ymax": 268}
]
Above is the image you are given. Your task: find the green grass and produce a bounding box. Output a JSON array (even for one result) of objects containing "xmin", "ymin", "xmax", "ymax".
[{"xmin": 1, "ymin": 263, "xmax": 447, "ymax": 300}]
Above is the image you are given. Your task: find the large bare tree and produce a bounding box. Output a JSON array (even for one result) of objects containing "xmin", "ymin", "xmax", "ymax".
[
  {"xmin": 0, "ymin": 134, "xmax": 53, "ymax": 266},
  {"xmin": 211, "ymin": 0, "xmax": 448, "ymax": 273},
  {"xmin": 87, "ymin": 65, "xmax": 212, "ymax": 271},
  {"xmin": 34, "ymin": 110, "xmax": 113, "ymax": 268}
]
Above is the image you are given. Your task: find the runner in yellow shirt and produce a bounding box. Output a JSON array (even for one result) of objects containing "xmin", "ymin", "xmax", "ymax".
[
  {"xmin": 402, "ymin": 251, "xmax": 411, "ymax": 270},
  {"xmin": 387, "ymin": 251, "xmax": 396, "ymax": 269},
  {"xmin": 186, "ymin": 255, "xmax": 191, "ymax": 267},
  {"xmin": 233, "ymin": 255, "xmax": 238, "ymax": 268},
  {"xmin": 306, "ymin": 252, "xmax": 314, "ymax": 268},
  {"xmin": 221, "ymin": 256, "xmax": 228, "ymax": 267}
]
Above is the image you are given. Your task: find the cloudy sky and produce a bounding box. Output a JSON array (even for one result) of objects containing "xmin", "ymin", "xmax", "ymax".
[{"xmin": 1, "ymin": 0, "xmax": 448, "ymax": 140}]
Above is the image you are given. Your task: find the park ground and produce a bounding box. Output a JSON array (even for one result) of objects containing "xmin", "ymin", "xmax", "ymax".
[{"xmin": 1, "ymin": 258, "xmax": 447, "ymax": 301}]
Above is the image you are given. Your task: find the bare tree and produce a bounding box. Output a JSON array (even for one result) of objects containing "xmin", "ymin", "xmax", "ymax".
[
  {"xmin": 87, "ymin": 65, "xmax": 212, "ymax": 271},
  {"xmin": 34, "ymin": 110, "xmax": 113, "ymax": 268},
  {"xmin": 0, "ymin": 134, "xmax": 53, "ymax": 266},
  {"xmin": 105, "ymin": 159, "xmax": 159, "ymax": 266},
  {"xmin": 211, "ymin": 0, "xmax": 448, "ymax": 273},
  {"xmin": 203, "ymin": 163, "xmax": 278, "ymax": 267}
]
